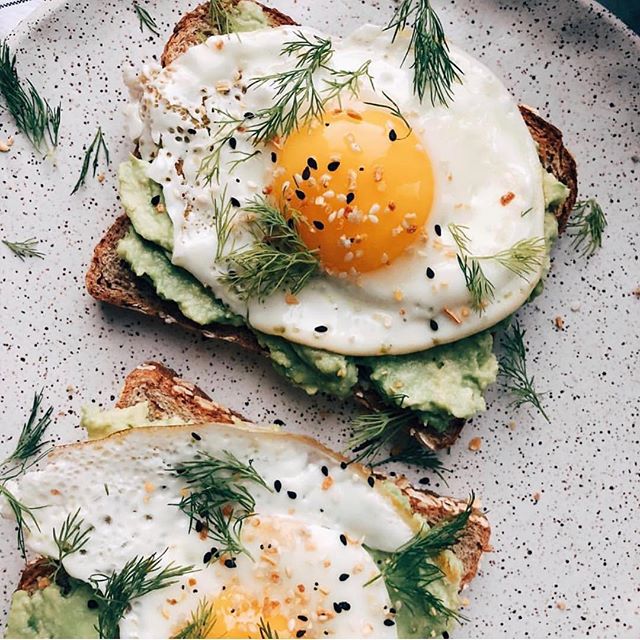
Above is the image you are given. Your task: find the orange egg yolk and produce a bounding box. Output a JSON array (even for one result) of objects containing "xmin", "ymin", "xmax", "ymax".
[{"xmin": 270, "ymin": 108, "xmax": 434, "ymax": 274}]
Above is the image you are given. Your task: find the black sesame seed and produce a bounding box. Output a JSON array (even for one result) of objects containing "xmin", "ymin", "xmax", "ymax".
[
  {"xmin": 435, "ymin": 224, "xmax": 442, "ymax": 236},
  {"xmin": 296, "ymin": 631, "xmax": 306, "ymax": 638},
  {"xmin": 346, "ymin": 192, "xmax": 355, "ymax": 204},
  {"xmin": 389, "ymin": 129, "xmax": 397, "ymax": 141},
  {"xmin": 302, "ymin": 166, "xmax": 311, "ymax": 180},
  {"xmin": 224, "ymin": 558, "xmax": 237, "ymax": 568},
  {"xmin": 327, "ymin": 161, "xmax": 341, "ymax": 171},
  {"xmin": 274, "ymin": 479, "xmax": 282, "ymax": 493},
  {"xmin": 367, "ymin": 476, "xmax": 375, "ymax": 488},
  {"xmin": 187, "ymin": 128, "xmax": 197, "ymax": 135},
  {"xmin": 271, "ymin": 151, "xmax": 277, "ymax": 163},
  {"xmin": 244, "ymin": 111, "xmax": 255, "ymax": 119},
  {"xmin": 430, "ymin": 319, "xmax": 439, "ymax": 331},
  {"xmin": 339, "ymin": 533, "xmax": 347, "ymax": 546},
  {"xmin": 419, "ymin": 477, "xmax": 430, "ymax": 485},
  {"xmin": 191, "ymin": 432, "xmax": 202, "ymax": 441},
  {"xmin": 87, "ymin": 599, "xmax": 98, "ymax": 610},
  {"xmin": 339, "ymin": 573, "xmax": 349, "ymax": 582},
  {"xmin": 314, "ymin": 325, "xmax": 328, "ymax": 333},
  {"xmin": 340, "ymin": 461, "xmax": 347, "ymax": 470},
  {"xmin": 175, "ymin": 136, "xmax": 183, "ymax": 142},
  {"xmin": 274, "ymin": 418, "xmax": 285, "ymax": 426},
  {"xmin": 230, "ymin": 197, "xmax": 241, "ymax": 207},
  {"xmin": 298, "ymin": 615, "xmax": 308, "ymax": 622},
  {"xmin": 442, "ymin": 632, "xmax": 450, "ymax": 639},
  {"xmin": 195, "ymin": 520, "xmax": 204, "ymax": 532},
  {"xmin": 203, "ymin": 551, "xmax": 212, "ymax": 564},
  {"xmin": 426, "ymin": 267, "xmax": 435, "ymax": 279},
  {"xmin": 295, "ymin": 189, "xmax": 306, "ymax": 200},
  {"xmin": 333, "ymin": 602, "xmax": 342, "ymax": 614},
  {"xmin": 359, "ymin": 166, "xmax": 364, "ymax": 171},
  {"xmin": 307, "ymin": 157, "xmax": 318, "ymax": 170},
  {"xmin": 389, "ymin": 608, "xmax": 396, "ymax": 614},
  {"xmin": 150, "ymin": 195, "xmax": 161, "ymax": 206},
  {"xmin": 287, "ymin": 490, "xmax": 297, "ymax": 499},
  {"xmin": 313, "ymin": 220, "xmax": 325, "ymax": 230},
  {"xmin": 228, "ymin": 137, "xmax": 237, "ymax": 149},
  {"xmin": 384, "ymin": 619, "xmax": 395, "ymax": 627},
  {"xmin": 321, "ymin": 465, "xmax": 329, "ymax": 477}
]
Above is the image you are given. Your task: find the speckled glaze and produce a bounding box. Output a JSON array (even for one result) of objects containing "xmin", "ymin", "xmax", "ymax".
[{"xmin": 0, "ymin": 0, "xmax": 638, "ymax": 637}]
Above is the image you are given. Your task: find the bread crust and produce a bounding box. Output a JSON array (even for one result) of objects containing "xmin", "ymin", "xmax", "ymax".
[
  {"xmin": 86, "ymin": 0, "xmax": 579, "ymax": 451},
  {"xmin": 14, "ymin": 362, "xmax": 490, "ymax": 597}
]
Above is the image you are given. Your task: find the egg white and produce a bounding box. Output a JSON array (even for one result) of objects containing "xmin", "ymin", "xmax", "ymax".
[
  {"xmin": 125, "ymin": 24, "xmax": 545, "ymax": 356},
  {"xmin": 5, "ymin": 423, "xmax": 418, "ymax": 638}
]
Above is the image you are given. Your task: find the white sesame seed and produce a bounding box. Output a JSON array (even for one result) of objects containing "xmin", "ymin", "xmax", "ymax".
[
  {"xmin": 368, "ymin": 214, "xmax": 379, "ymax": 224},
  {"xmin": 344, "ymin": 251, "xmax": 354, "ymax": 262},
  {"xmin": 315, "ymin": 196, "xmax": 326, "ymax": 206},
  {"xmin": 369, "ymin": 203, "xmax": 380, "ymax": 215},
  {"xmin": 323, "ymin": 190, "xmax": 335, "ymax": 198}
]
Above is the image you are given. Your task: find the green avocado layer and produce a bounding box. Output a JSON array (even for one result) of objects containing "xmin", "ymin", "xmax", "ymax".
[{"xmin": 115, "ymin": 158, "xmax": 568, "ymax": 431}]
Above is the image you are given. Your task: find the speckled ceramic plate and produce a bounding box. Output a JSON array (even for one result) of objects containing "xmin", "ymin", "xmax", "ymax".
[{"xmin": 1, "ymin": 0, "xmax": 638, "ymax": 637}]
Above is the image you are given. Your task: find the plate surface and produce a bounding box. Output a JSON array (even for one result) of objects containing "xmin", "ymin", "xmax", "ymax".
[{"xmin": 1, "ymin": 0, "xmax": 638, "ymax": 637}]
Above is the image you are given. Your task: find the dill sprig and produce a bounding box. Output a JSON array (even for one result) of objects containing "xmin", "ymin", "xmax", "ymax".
[
  {"xmin": 322, "ymin": 59, "xmax": 374, "ymax": 107},
  {"xmin": 364, "ymin": 90, "xmax": 413, "ymax": 138},
  {"xmin": 0, "ymin": 41, "xmax": 61, "ymax": 153},
  {"xmin": 133, "ymin": 2, "xmax": 160, "ymax": 37},
  {"xmin": 258, "ymin": 617, "xmax": 280, "ymax": 639},
  {"xmin": 4, "ymin": 390, "xmax": 52, "ymax": 466},
  {"xmin": 71, "ymin": 127, "xmax": 110, "ymax": 195},
  {"xmin": 376, "ymin": 447, "xmax": 447, "ymax": 477},
  {"xmin": 567, "ymin": 198, "xmax": 607, "ymax": 257},
  {"xmin": 172, "ymin": 450, "xmax": 270, "ymax": 559},
  {"xmin": 211, "ymin": 188, "xmax": 236, "ymax": 261},
  {"xmin": 386, "ymin": 0, "xmax": 463, "ymax": 106},
  {"xmin": 365, "ymin": 496, "xmax": 473, "ymax": 622},
  {"xmin": 222, "ymin": 197, "xmax": 320, "ymax": 301},
  {"xmin": 2, "ymin": 238, "xmax": 45, "ymax": 261},
  {"xmin": 499, "ymin": 320, "xmax": 549, "ymax": 422},
  {"xmin": 228, "ymin": 149, "xmax": 261, "ymax": 173},
  {"xmin": 91, "ymin": 551, "xmax": 194, "ymax": 639},
  {"xmin": 198, "ymin": 109, "xmax": 244, "ymax": 185},
  {"xmin": 209, "ymin": 0, "xmax": 230, "ymax": 34},
  {"xmin": 52, "ymin": 509, "xmax": 93, "ymax": 575},
  {"xmin": 0, "ymin": 483, "xmax": 40, "ymax": 557},
  {"xmin": 172, "ymin": 598, "xmax": 217, "ymax": 639},
  {"xmin": 246, "ymin": 32, "xmax": 334, "ymax": 144},
  {"xmin": 449, "ymin": 224, "xmax": 545, "ymax": 313}
]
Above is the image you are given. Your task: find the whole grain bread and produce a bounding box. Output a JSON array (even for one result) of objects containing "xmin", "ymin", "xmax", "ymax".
[
  {"xmin": 16, "ymin": 361, "xmax": 490, "ymax": 596},
  {"xmin": 86, "ymin": 0, "xmax": 578, "ymax": 451}
]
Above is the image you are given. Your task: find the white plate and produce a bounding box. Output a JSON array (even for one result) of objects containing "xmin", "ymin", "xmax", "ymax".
[{"xmin": 1, "ymin": 0, "xmax": 639, "ymax": 637}]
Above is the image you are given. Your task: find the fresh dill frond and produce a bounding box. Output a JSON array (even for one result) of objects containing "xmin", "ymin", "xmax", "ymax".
[
  {"xmin": 0, "ymin": 483, "xmax": 40, "ymax": 558},
  {"xmin": 211, "ymin": 188, "xmax": 236, "ymax": 261},
  {"xmin": 447, "ymin": 223, "xmax": 471, "ymax": 254},
  {"xmin": 227, "ymin": 149, "xmax": 261, "ymax": 173},
  {"xmin": 363, "ymin": 90, "xmax": 412, "ymax": 138},
  {"xmin": 91, "ymin": 551, "xmax": 194, "ymax": 639},
  {"xmin": 222, "ymin": 197, "xmax": 320, "ymax": 301},
  {"xmin": 171, "ymin": 598, "xmax": 217, "ymax": 639},
  {"xmin": 386, "ymin": 0, "xmax": 463, "ymax": 106},
  {"xmin": 71, "ymin": 127, "xmax": 110, "ymax": 195},
  {"xmin": 52, "ymin": 509, "xmax": 93, "ymax": 573},
  {"xmin": 258, "ymin": 617, "xmax": 280, "ymax": 639},
  {"xmin": 0, "ymin": 41, "xmax": 61, "ymax": 153},
  {"xmin": 133, "ymin": 2, "xmax": 161, "ymax": 37},
  {"xmin": 567, "ymin": 198, "xmax": 607, "ymax": 257},
  {"xmin": 347, "ymin": 407, "xmax": 415, "ymax": 467},
  {"xmin": 246, "ymin": 32, "xmax": 334, "ymax": 144},
  {"xmin": 520, "ymin": 207, "xmax": 533, "ymax": 217},
  {"xmin": 456, "ymin": 254, "xmax": 495, "ymax": 313},
  {"xmin": 365, "ymin": 495, "xmax": 473, "ymax": 622},
  {"xmin": 4, "ymin": 390, "xmax": 52, "ymax": 465},
  {"xmin": 198, "ymin": 109, "xmax": 244, "ymax": 185},
  {"xmin": 172, "ymin": 450, "xmax": 270, "ymax": 559},
  {"xmin": 499, "ymin": 320, "xmax": 549, "ymax": 422},
  {"xmin": 2, "ymin": 238, "xmax": 45, "ymax": 261},
  {"xmin": 477, "ymin": 237, "xmax": 546, "ymax": 280},
  {"xmin": 376, "ymin": 447, "xmax": 447, "ymax": 477},
  {"xmin": 209, "ymin": 0, "xmax": 230, "ymax": 35},
  {"xmin": 322, "ymin": 59, "xmax": 374, "ymax": 107}
]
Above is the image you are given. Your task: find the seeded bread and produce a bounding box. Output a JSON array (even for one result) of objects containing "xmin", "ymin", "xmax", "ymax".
[
  {"xmin": 15, "ymin": 361, "xmax": 491, "ymax": 596},
  {"xmin": 86, "ymin": 0, "xmax": 578, "ymax": 451}
]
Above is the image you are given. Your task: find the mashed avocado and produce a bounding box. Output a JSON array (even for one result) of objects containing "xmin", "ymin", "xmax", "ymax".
[
  {"xmin": 228, "ymin": 0, "xmax": 270, "ymax": 31},
  {"xmin": 363, "ymin": 332, "xmax": 498, "ymax": 433},
  {"xmin": 5, "ymin": 583, "xmax": 98, "ymax": 639},
  {"xmin": 80, "ymin": 401, "xmax": 185, "ymax": 439},
  {"xmin": 542, "ymin": 169, "xmax": 570, "ymax": 213}
]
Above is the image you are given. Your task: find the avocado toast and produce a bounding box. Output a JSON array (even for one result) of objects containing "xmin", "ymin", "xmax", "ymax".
[
  {"xmin": 86, "ymin": 0, "xmax": 578, "ymax": 451},
  {"xmin": 3, "ymin": 362, "xmax": 491, "ymax": 639}
]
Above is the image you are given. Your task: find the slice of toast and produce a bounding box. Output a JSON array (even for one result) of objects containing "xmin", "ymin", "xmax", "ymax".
[
  {"xmin": 16, "ymin": 361, "xmax": 491, "ymax": 597},
  {"xmin": 86, "ymin": 1, "xmax": 578, "ymax": 451}
]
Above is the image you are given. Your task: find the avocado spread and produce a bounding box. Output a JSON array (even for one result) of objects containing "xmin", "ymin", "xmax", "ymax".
[{"xmin": 5, "ymin": 582, "xmax": 98, "ymax": 639}]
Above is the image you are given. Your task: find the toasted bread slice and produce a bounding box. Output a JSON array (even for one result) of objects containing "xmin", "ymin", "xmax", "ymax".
[
  {"xmin": 86, "ymin": 1, "xmax": 578, "ymax": 451},
  {"xmin": 15, "ymin": 361, "xmax": 490, "ymax": 597}
]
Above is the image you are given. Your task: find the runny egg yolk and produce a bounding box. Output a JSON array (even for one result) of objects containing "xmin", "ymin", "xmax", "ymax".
[
  {"xmin": 174, "ymin": 590, "xmax": 290, "ymax": 638},
  {"xmin": 271, "ymin": 108, "xmax": 434, "ymax": 274}
]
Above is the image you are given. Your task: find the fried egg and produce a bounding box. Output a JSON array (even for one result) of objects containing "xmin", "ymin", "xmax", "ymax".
[
  {"xmin": 5, "ymin": 423, "xmax": 446, "ymax": 638},
  {"xmin": 125, "ymin": 24, "xmax": 545, "ymax": 355}
]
